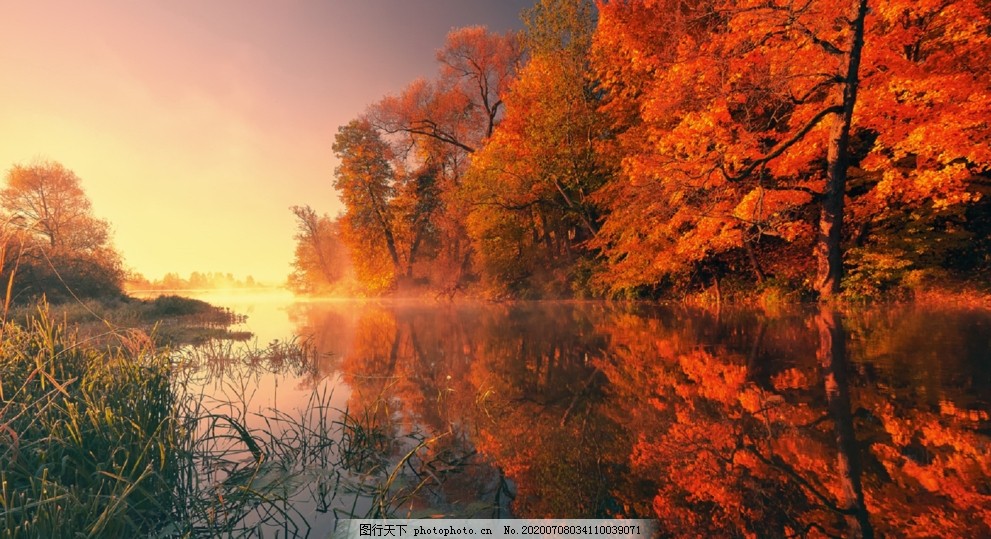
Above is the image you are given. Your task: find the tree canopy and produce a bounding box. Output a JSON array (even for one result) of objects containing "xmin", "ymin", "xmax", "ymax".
[
  {"xmin": 590, "ymin": 0, "xmax": 991, "ymax": 299},
  {"xmin": 0, "ymin": 161, "xmax": 124, "ymax": 302}
]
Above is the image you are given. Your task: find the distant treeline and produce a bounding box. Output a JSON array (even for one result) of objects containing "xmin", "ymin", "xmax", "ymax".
[
  {"xmin": 126, "ymin": 271, "xmax": 265, "ymax": 292},
  {"xmin": 290, "ymin": 0, "xmax": 991, "ymax": 301}
]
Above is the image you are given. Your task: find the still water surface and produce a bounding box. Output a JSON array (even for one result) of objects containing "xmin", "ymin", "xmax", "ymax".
[{"xmin": 181, "ymin": 291, "xmax": 991, "ymax": 537}]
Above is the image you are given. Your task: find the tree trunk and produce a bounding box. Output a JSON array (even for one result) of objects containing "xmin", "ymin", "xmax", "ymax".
[
  {"xmin": 382, "ymin": 225, "xmax": 401, "ymax": 271},
  {"xmin": 815, "ymin": 0, "xmax": 869, "ymax": 300},
  {"xmin": 745, "ymin": 236, "xmax": 766, "ymax": 284},
  {"xmin": 406, "ymin": 224, "xmax": 425, "ymax": 279},
  {"xmin": 368, "ymin": 186, "xmax": 402, "ymax": 271},
  {"xmin": 712, "ymin": 272, "xmax": 722, "ymax": 309}
]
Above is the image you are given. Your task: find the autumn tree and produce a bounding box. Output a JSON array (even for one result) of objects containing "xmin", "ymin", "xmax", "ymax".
[
  {"xmin": 590, "ymin": 0, "xmax": 848, "ymax": 295},
  {"xmin": 363, "ymin": 27, "xmax": 523, "ymax": 291},
  {"xmin": 1, "ymin": 161, "xmax": 113, "ymax": 252},
  {"xmin": 287, "ymin": 205, "xmax": 349, "ymax": 294},
  {"xmin": 332, "ymin": 120, "xmax": 401, "ymax": 292},
  {"xmin": 843, "ymin": 0, "xmax": 991, "ymax": 294},
  {"xmin": 371, "ymin": 26, "xmax": 521, "ymax": 155},
  {"xmin": 334, "ymin": 118, "xmax": 451, "ymax": 292},
  {"xmin": 390, "ymin": 165, "xmax": 441, "ymax": 279},
  {"xmin": 591, "ymin": 0, "xmax": 991, "ymax": 298},
  {"xmin": 0, "ymin": 161, "xmax": 124, "ymax": 301},
  {"xmin": 463, "ymin": 0, "xmax": 606, "ymax": 297}
]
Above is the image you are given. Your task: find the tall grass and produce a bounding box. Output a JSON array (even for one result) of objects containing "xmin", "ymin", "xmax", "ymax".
[{"xmin": 0, "ymin": 310, "xmax": 179, "ymax": 537}]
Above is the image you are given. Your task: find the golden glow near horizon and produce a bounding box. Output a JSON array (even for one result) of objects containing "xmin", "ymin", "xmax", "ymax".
[{"xmin": 0, "ymin": 0, "xmax": 529, "ymax": 284}]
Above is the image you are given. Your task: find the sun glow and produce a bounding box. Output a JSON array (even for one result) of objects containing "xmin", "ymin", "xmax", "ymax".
[{"xmin": 0, "ymin": 0, "xmax": 529, "ymax": 285}]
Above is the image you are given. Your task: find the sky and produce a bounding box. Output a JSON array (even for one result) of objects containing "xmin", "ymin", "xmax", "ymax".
[{"xmin": 0, "ymin": 0, "xmax": 532, "ymax": 284}]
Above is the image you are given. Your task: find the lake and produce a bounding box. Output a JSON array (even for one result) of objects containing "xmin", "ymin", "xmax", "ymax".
[{"xmin": 175, "ymin": 291, "xmax": 991, "ymax": 537}]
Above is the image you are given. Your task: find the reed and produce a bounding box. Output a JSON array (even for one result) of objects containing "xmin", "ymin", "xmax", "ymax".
[{"xmin": 0, "ymin": 309, "xmax": 179, "ymax": 537}]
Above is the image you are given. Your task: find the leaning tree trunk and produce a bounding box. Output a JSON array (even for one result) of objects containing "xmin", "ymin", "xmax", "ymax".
[{"xmin": 815, "ymin": 0, "xmax": 869, "ymax": 300}]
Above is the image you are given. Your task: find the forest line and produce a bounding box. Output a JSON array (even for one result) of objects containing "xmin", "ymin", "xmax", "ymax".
[{"xmin": 289, "ymin": 0, "xmax": 991, "ymax": 302}]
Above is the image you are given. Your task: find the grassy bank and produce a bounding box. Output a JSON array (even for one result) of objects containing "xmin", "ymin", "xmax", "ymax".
[
  {"xmin": 0, "ymin": 310, "xmax": 328, "ymax": 537},
  {"xmin": 7, "ymin": 294, "xmax": 251, "ymax": 346},
  {"xmin": 0, "ymin": 313, "xmax": 180, "ymax": 537}
]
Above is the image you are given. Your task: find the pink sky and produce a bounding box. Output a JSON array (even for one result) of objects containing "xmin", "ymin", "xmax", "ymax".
[{"xmin": 0, "ymin": 0, "xmax": 531, "ymax": 284}]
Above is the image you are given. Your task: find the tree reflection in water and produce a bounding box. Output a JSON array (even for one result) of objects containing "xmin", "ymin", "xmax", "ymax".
[{"xmin": 287, "ymin": 301, "xmax": 990, "ymax": 536}]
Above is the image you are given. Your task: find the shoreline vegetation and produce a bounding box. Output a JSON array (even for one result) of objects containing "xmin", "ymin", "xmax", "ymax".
[
  {"xmin": 6, "ymin": 295, "xmax": 253, "ymax": 347},
  {"xmin": 284, "ymin": 277, "xmax": 991, "ymax": 311}
]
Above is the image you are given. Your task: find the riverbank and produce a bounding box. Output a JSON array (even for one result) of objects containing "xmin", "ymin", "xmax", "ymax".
[
  {"xmin": 0, "ymin": 300, "xmax": 359, "ymax": 536},
  {"xmin": 287, "ymin": 276, "xmax": 991, "ymax": 313},
  {"xmin": 6, "ymin": 294, "xmax": 252, "ymax": 346},
  {"xmin": 676, "ymin": 279, "xmax": 991, "ymax": 311},
  {"xmin": 0, "ymin": 307, "xmax": 319, "ymax": 537}
]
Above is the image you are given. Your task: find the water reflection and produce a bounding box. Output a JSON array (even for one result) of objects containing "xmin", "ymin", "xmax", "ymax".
[{"xmin": 238, "ymin": 298, "xmax": 991, "ymax": 536}]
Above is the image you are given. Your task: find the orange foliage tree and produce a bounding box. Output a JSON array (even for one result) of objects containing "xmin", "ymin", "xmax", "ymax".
[
  {"xmin": 332, "ymin": 119, "xmax": 401, "ymax": 292},
  {"xmin": 363, "ymin": 27, "xmax": 522, "ymax": 292},
  {"xmin": 0, "ymin": 160, "xmax": 125, "ymax": 301},
  {"xmin": 590, "ymin": 0, "xmax": 991, "ymax": 298},
  {"xmin": 462, "ymin": 0, "xmax": 606, "ymax": 297}
]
